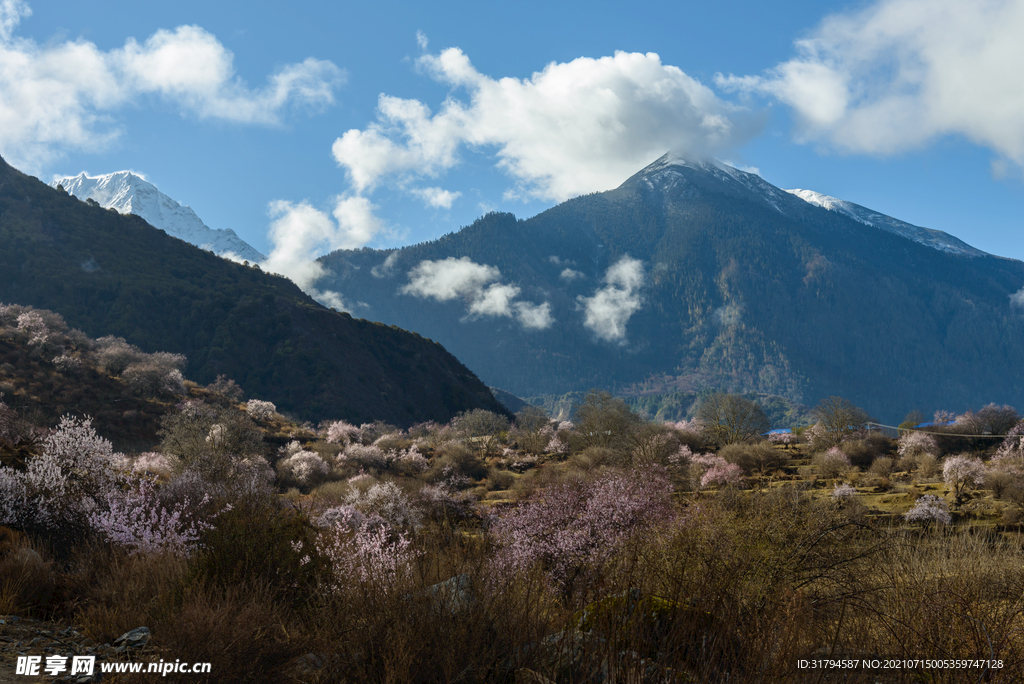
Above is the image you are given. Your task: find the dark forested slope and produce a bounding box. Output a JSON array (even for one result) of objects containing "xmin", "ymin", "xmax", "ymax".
[{"xmin": 0, "ymin": 156, "xmax": 507, "ymax": 426}]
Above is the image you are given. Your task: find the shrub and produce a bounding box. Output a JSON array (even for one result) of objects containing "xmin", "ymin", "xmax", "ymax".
[
  {"xmin": 569, "ymin": 445, "xmax": 619, "ymax": 471},
  {"xmin": 159, "ymin": 402, "xmax": 266, "ymax": 481},
  {"xmin": 718, "ymin": 441, "xmax": 786, "ymax": 475},
  {"xmin": 841, "ymin": 433, "xmax": 894, "ymax": 468},
  {"xmin": 812, "ymin": 447, "xmax": 852, "ymax": 479},
  {"xmin": 985, "ymin": 470, "xmax": 1017, "ymax": 500},
  {"xmin": 429, "ymin": 442, "xmax": 488, "ymax": 483},
  {"xmin": 869, "ymin": 456, "xmax": 895, "ymax": 478}
]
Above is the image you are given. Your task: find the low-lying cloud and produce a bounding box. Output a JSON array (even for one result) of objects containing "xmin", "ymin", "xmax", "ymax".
[
  {"xmin": 716, "ymin": 0, "xmax": 1024, "ymax": 171},
  {"xmin": 0, "ymin": 0, "xmax": 344, "ymax": 170},
  {"xmin": 400, "ymin": 256, "xmax": 553, "ymax": 329},
  {"xmin": 578, "ymin": 256, "xmax": 645, "ymax": 342}
]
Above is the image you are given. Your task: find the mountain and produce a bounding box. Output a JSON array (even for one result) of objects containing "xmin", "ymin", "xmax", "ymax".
[
  {"xmin": 316, "ymin": 154, "xmax": 1024, "ymax": 423},
  {"xmin": 51, "ymin": 171, "xmax": 265, "ymax": 263},
  {"xmin": 0, "ymin": 155, "xmax": 508, "ymax": 426}
]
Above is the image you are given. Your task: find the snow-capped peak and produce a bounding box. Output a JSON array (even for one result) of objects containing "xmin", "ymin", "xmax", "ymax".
[
  {"xmin": 51, "ymin": 171, "xmax": 265, "ymax": 263},
  {"xmin": 785, "ymin": 188, "xmax": 985, "ymax": 258}
]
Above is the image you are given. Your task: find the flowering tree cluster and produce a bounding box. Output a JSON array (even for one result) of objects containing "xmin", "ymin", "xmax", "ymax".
[
  {"xmin": 345, "ymin": 482, "xmax": 422, "ymax": 530},
  {"xmin": 904, "ymin": 494, "xmax": 951, "ymax": 526},
  {"xmin": 339, "ymin": 442, "xmax": 428, "ymax": 474},
  {"xmin": 897, "ymin": 431, "xmax": 937, "ymax": 460},
  {"xmin": 831, "ymin": 482, "xmax": 857, "ymax": 501},
  {"xmin": 942, "ymin": 455, "xmax": 986, "ymax": 505},
  {"xmin": 20, "ymin": 415, "xmax": 124, "ymax": 530},
  {"xmin": 278, "ymin": 441, "xmax": 330, "ymax": 486},
  {"xmin": 312, "ymin": 522, "xmax": 418, "ymax": 590},
  {"xmin": 325, "ymin": 420, "xmax": 363, "ymax": 445},
  {"xmin": 489, "ymin": 468, "xmax": 675, "ymax": 595},
  {"xmin": 768, "ymin": 431, "xmax": 795, "ymax": 447},
  {"xmin": 991, "ymin": 421, "xmax": 1024, "ymax": 473},
  {"xmin": 245, "ymin": 400, "xmax": 277, "ymax": 421},
  {"xmin": 16, "ymin": 311, "xmax": 50, "ymax": 346},
  {"xmin": 88, "ymin": 476, "xmax": 226, "ymax": 557},
  {"xmin": 690, "ymin": 453, "xmax": 744, "ymax": 488}
]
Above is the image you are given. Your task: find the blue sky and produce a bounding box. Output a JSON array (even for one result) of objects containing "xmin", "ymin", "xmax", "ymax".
[{"xmin": 4, "ymin": 0, "xmax": 1023, "ymax": 281}]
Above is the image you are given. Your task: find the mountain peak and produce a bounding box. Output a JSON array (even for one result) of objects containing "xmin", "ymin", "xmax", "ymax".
[
  {"xmin": 51, "ymin": 171, "xmax": 266, "ymax": 263},
  {"xmin": 623, "ymin": 153, "xmax": 799, "ymax": 215}
]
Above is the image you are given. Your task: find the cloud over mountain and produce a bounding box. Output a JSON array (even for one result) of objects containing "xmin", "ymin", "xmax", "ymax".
[
  {"xmin": 400, "ymin": 256, "xmax": 552, "ymax": 329},
  {"xmin": 331, "ymin": 43, "xmax": 760, "ymax": 208},
  {"xmin": 578, "ymin": 256, "xmax": 645, "ymax": 343}
]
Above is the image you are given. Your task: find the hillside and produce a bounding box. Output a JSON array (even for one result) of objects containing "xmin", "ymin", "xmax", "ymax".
[
  {"xmin": 0, "ymin": 156, "xmax": 507, "ymax": 426},
  {"xmin": 317, "ymin": 155, "xmax": 1024, "ymax": 423}
]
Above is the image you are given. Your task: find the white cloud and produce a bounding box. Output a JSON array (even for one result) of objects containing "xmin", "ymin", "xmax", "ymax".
[
  {"xmin": 332, "ymin": 45, "xmax": 759, "ymax": 202},
  {"xmin": 513, "ymin": 301, "xmax": 553, "ymax": 330},
  {"xmin": 467, "ymin": 283, "xmax": 521, "ymax": 317},
  {"xmin": 401, "ymin": 256, "xmax": 500, "ymax": 301},
  {"xmin": 716, "ymin": 0, "xmax": 1024, "ymax": 169},
  {"xmin": 0, "ymin": 2, "xmax": 344, "ymax": 170},
  {"xmin": 578, "ymin": 256, "xmax": 644, "ymax": 342},
  {"xmin": 260, "ymin": 198, "xmax": 383, "ymax": 311},
  {"xmin": 410, "ymin": 186, "xmax": 461, "ymax": 209},
  {"xmin": 713, "ymin": 303, "xmax": 743, "ymax": 326},
  {"xmin": 262, "ymin": 200, "xmax": 335, "ymax": 290},
  {"xmin": 371, "ymin": 252, "xmax": 399, "ymax": 278},
  {"xmin": 560, "ymin": 268, "xmax": 584, "ymax": 281},
  {"xmin": 1011, "ymin": 286, "xmax": 1024, "ymax": 308},
  {"xmin": 400, "ymin": 256, "xmax": 552, "ymax": 328}
]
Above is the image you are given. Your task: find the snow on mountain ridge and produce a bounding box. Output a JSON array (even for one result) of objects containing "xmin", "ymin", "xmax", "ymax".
[
  {"xmin": 51, "ymin": 171, "xmax": 266, "ymax": 263},
  {"xmin": 784, "ymin": 188, "xmax": 986, "ymax": 258}
]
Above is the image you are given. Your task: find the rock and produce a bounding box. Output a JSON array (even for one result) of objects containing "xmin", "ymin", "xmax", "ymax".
[
  {"xmin": 425, "ymin": 573, "xmax": 476, "ymax": 616},
  {"xmin": 113, "ymin": 626, "xmax": 150, "ymax": 649}
]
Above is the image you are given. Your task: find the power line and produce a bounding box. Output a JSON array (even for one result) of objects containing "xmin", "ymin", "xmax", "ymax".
[{"xmin": 867, "ymin": 421, "xmax": 1010, "ymax": 439}]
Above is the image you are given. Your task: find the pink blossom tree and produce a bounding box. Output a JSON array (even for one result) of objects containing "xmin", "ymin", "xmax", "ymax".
[{"xmin": 489, "ymin": 468, "xmax": 674, "ymax": 598}]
